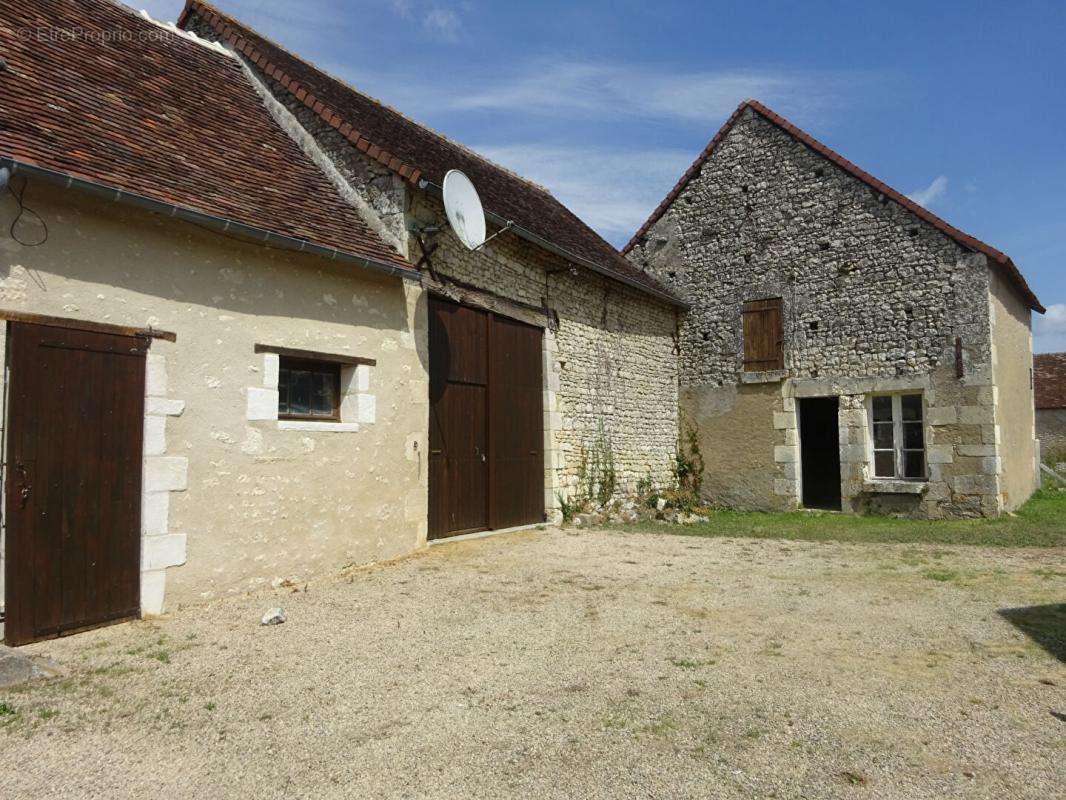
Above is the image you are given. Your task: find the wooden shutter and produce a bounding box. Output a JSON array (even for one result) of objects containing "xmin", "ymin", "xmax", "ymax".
[{"xmin": 742, "ymin": 298, "xmax": 784, "ymax": 371}]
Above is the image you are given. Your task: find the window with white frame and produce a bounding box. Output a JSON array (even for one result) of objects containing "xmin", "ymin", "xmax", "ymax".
[{"xmin": 869, "ymin": 394, "xmax": 926, "ymax": 480}]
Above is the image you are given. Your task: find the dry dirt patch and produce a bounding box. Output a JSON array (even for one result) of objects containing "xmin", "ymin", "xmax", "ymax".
[{"xmin": 2, "ymin": 528, "xmax": 1064, "ymax": 799}]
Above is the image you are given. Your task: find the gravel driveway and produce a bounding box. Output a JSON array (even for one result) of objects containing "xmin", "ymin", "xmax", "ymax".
[{"xmin": 3, "ymin": 527, "xmax": 1064, "ymax": 799}]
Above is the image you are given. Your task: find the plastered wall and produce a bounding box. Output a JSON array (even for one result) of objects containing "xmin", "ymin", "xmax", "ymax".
[
  {"xmin": 989, "ymin": 268, "xmax": 1039, "ymax": 508},
  {"xmin": 0, "ymin": 182, "xmax": 428, "ymax": 610}
]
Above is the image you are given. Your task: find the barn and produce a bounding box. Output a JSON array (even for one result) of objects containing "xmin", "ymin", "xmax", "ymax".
[{"xmin": 0, "ymin": 0, "xmax": 682, "ymax": 644}]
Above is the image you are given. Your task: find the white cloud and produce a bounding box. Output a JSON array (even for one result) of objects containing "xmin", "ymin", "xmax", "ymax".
[
  {"xmin": 424, "ymin": 7, "xmax": 462, "ymax": 40},
  {"xmin": 907, "ymin": 175, "xmax": 948, "ymax": 208},
  {"xmin": 448, "ymin": 61, "xmax": 842, "ymax": 126},
  {"xmin": 387, "ymin": 0, "xmax": 465, "ymax": 41},
  {"xmin": 472, "ymin": 143, "xmax": 695, "ymax": 244},
  {"xmin": 1036, "ymin": 303, "xmax": 1066, "ymax": 354}
]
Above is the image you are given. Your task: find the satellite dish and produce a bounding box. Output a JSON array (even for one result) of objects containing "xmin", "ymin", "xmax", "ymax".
[{"xmin": 442, "ymin": 169, "xmax": 486, "ymax": 250}]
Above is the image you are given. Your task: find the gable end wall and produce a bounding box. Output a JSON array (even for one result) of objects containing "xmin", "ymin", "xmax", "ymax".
[{"xmin": 627, "ymin": 107, "xmax": 1033, "ymax": 517}]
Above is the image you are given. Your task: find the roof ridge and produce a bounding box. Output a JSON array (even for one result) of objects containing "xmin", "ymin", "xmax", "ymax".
[
  {"xmin": 180, "ymin": 1, "xmax": 555, "ymax": 198},
  {"xmin": 623, "ymin": 99, "xmax": 1043, "ymax": 313},
  {"xmin": 176, "ymin": 0, "xmax": 683, "ymax": 306}
]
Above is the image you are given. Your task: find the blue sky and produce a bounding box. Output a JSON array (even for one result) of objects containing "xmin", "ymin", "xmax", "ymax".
[{"xmin": 140, "ymin": 0, "xmax": 1064, "ymax": 351}]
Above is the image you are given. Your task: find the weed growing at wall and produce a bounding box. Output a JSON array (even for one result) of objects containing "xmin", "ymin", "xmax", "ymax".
[
  {"xmin": 674, "ymin": 423, "xmax": 705, "ymax": 498},
  {"xmin": 576, "ymin": 419, "xmax": 618, "ymax": 507}
]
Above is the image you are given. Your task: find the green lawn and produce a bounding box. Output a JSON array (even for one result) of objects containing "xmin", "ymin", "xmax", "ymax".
[{"xmin": 613, "ymin": 486, "xmax": 1066, "ymax": 548}]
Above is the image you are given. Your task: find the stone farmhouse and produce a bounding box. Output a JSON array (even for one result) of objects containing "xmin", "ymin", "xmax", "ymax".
[
  {"xmin": 0, "ymin": 0, "xmax": 682, "ymax": 645},
  {"xmin": 626, "ymin": 100, "xmax": 1045, "ymax": 519},
  {"xmin": 1034, "ymin": 353, "xmax": 1066, "ymax": 462},
  {"xmin": 0, "ymin": 1, "xmax": 1047, "ymax": 647}
]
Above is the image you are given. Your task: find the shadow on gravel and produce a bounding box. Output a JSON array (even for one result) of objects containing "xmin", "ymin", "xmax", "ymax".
[{"xmin": 998, "ymin": 604, "xmax": 1066, "ymax": 662}]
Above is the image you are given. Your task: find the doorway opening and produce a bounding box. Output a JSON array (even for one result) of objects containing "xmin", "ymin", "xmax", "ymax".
[{"xmin": 798, "ymin": 397, "xmax": 842, "ymax": 511}]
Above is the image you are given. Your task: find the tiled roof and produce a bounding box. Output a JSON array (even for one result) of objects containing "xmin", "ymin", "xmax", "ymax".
[
  {"xmin": 0, "ymin": 0, "xmax": 411, "ymax": 273},
  {"xmin": 1035, "ymin": 353, "xmax": 1066, "ymax": 410},
  {"xmin": 623, "ymin": 100, "xmax": 1045, "ymax": 314},
  {"xmin": 177, "ymin": 0, "xmax": 682, "ymax": 306}
]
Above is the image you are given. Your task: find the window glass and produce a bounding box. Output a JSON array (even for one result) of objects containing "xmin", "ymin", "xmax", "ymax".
[
  {"xmin": 278, "ymin": 359, "xmax": 339, "ymax": 419},
  {"xmin": 874, "ymin": 451, "xmax": 896, "ymax": 478},
  {"xmin": 903, "ymin": 451, "xmax": 926, "ymax": 480},
  {"xmin": 872, "ymin": 396, "xmax": 893, "ymax": 422},
  {"xmin": 901, "ymin": 394, "xmax": 923, "ymax": 421},
  {"xmin": 873, "ymin": 422, "xmax": 894, "ymax": 449},
  {"xmin": 902, "ymin": 422, "xmax": 924, "ymax": 449},
  {"xmin": 870, "ymin": 394, "xmax": 926, "ymax": 481}
]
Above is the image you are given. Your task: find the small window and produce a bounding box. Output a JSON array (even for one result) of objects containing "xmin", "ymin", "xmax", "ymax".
[
  {"xmin": 278, "ymin": 358, "xmax": 341, "ymax": 421},
  {"xmin": 869, "ymin": 393, "xmax": 925, "ymax": 480},
  {"xmin": 742, "ymin": 297, "xmax": 784, "ymax": 372}
]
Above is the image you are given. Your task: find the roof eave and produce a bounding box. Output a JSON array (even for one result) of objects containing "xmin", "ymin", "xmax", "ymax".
[
  {"xmin": 1, "ymin": 157, "xmax": 420, "ymax": 283},
  {"xmin": 417, "ymin": 180, "xmax": 688, "ymax": 309}
]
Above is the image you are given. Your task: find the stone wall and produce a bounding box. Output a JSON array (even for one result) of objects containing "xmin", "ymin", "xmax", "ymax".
[
  {"xmin": 627, "ymin": 106, "xmax": 1034, "ymax": 517},
  {"xmin": 407, "ymin": 193, "xmax": 679, "ymax": 512},
  {"xmin": 184, "ymin": 18, "xmax": 681, "ymax": 513}
]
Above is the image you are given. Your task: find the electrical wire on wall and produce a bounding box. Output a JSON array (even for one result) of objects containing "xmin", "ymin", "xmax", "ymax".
[{"xmin": 7, "ymin": 176, "xmax": 49, "ymax": 247}]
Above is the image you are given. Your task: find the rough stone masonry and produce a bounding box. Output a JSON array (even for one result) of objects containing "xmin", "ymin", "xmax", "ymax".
[
  {"xmin": 627, "ymin": 104, "xmax": 1040, "ymax": 518},
  {"xmin": 183, "ymin": 9, "xmax": 681, "ymax": 516}
]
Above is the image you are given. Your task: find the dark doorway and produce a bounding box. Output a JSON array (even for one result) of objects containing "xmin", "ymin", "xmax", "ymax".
[
  {"xmin": 798, "ymin": 397, "xmax": 842, "ymax": 511},
  {"xmin": 4, "ymin": 322, "xmax": 146, "ymax": 646},
  {"xmin": 427, "ymin": 297, "xmax": 544, "ymax": 540}
]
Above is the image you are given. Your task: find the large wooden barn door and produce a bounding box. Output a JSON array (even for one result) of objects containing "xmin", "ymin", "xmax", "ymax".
[
  {"xmin": 4, "ymin": 322, "xmax": 145, "ymax": 646},
  {"xmin": 488, "ymin": 315, "xmax": 544, "ymax": 530},
  {"xmin": 428, "ymin": 297, "xmax": 544, "ymax": 541},
  {"xmin": 428, "ymin": 300, "xmax": 490, "ymax": 538}
]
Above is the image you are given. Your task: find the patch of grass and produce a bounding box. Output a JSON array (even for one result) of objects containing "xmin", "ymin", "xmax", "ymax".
[
  {"xmin": 36, "ymin": 708, "xmax": 59, "ymax": 721},
  {"xmin": 204, "ymin": 702, "xmax": 217, "ymax": 711},
  {"xmin": 840, "ymin": 769, "xmax": 869, "ymax": 786},
  {"xmin": 922, "ymin": 569, "xmax": 960, "ymax": 583},
  {"xmin": 148, "ymin": 649, "xmax": 171, "ymax": 664},
  {"xmin": 668, "ymin": 656, "xmax": 713, "ymax": 669},
  {"xmin": 1033, "ymin": 568, "xmax": 1066, "ymax": 580},
  {"xmin": 0, "ymin": 701, "xmax": 17, "ymax": 717},
  {"xmin": 609, "ymin": 486, "xmax": 1066, "ymax": 547},
  {"xmin": 643, "ymin": 714, "xmax": 678, "ymax": 737},
  {"xmin": 602, "ymin": 708, "xmax": 631, "ymax": 730}
]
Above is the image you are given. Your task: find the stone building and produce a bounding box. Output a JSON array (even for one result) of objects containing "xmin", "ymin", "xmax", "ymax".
[
  {"xmin": 1034, "ymin": 353, "xmax": 1066, "ymax": 463},
  {"xmin": 626, "ymin": 100, "xmax": 1044, "ymax": 518},
  {"xmin": 0, "ymin": 0, "xmax": 681, "ymax": 644}
]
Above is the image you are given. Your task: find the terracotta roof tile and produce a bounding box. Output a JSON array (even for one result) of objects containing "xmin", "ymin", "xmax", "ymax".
[
  {"xmin": 179, "ymin": 0, "xmax": 678, "ymax": 304},
  {"xmin": 0, "ymin": 0, "xmax": 411, "ymax": 273},
  {"xmin": 1035, "ymin": 353, "xmax": 1066, "ymax": 410},
  {"xmin": 623, "ymin": 100, "xmax": 1044, "ymax": 314}
]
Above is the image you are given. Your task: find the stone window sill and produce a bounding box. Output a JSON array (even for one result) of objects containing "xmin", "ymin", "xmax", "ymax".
[
  {"xmin": 277, "ymin": 420, "xmax": 360, "ymax": 432},
  {"xmin": 740, "ymin": 369, "xmax": 788, "ymax": 385},
  {"xmin": 863, "ymin": 479, "xmax": 928, "ymax": 495}
]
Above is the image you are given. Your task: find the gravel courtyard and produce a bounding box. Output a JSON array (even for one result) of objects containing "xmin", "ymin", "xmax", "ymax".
[{"xmin": 2, "ymin": 527, "xmax": 1064, "ymax": 799}]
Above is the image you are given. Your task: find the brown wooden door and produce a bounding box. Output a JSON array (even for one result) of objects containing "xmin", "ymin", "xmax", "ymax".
[
  {"xmin": 4, "ymin": 322, "xmax": 146, "ymax": 646},
  {"xmin": 488, "ymin": 314, "xmax": 544, "ymax": 530},
  {"xmin": 429, "ymin": 299, "xmax": 489, "ymax": 538},
  {"xmin": 428, "ymin": 298, "xmax": 544, "ymax": 540}
]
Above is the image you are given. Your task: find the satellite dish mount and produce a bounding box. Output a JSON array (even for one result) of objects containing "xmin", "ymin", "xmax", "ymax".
[{"xmin": 442, "ymin": 169, "xmax": 513, "ymax": 252}]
